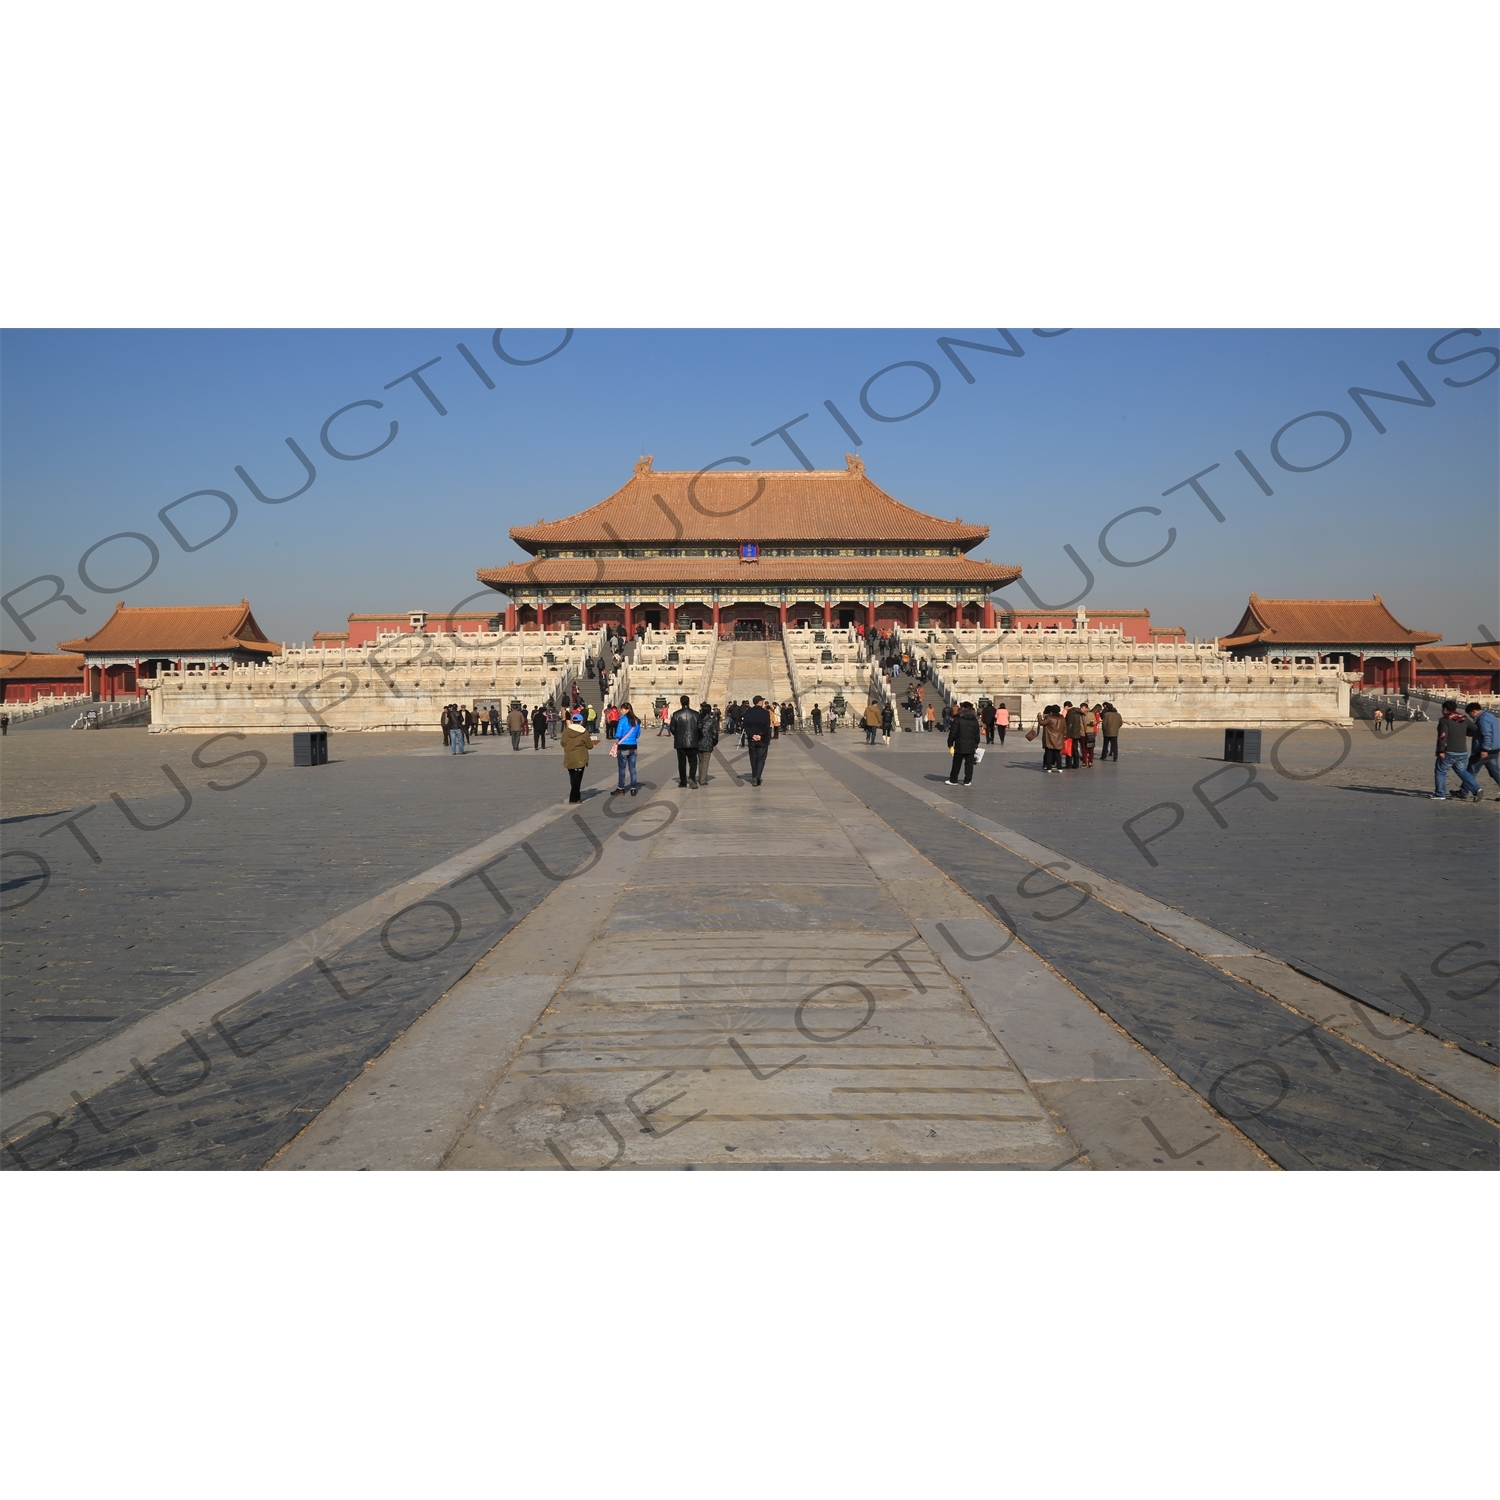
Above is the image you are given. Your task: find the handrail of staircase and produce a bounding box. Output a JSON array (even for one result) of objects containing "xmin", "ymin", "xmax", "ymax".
[
  {"xmin": 697, "ymin": 630, "xmax": 719, "ymax": 702},
  {"xmin": 780, "ymin": 635, "xmax": 806, "ymax": 724}
]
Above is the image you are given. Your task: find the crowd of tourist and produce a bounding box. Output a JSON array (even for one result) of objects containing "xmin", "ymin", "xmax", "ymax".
[
  {"xmin": 438, "ymin": 702, "xmax": 500, "ymax": 753},
  {"xmin": 1026, "ymin": 701, "xmax": 1121, "ymax": 772}
]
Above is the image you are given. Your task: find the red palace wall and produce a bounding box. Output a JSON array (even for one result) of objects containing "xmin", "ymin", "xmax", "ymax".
[
  {"xmin": 1001, "ymin": 610, "xmax": 1174, "ymax": 641},
  {"xmin": 3, "ymin": 677, "xmax": 84, "ymax": 703},
  {"xmin": 334, "ymin": 615, "xmax": 497, "ymax": 647},
  {"xmin": 1417, "ymin": 670, "xmax": 1499, "ymax": 695}
]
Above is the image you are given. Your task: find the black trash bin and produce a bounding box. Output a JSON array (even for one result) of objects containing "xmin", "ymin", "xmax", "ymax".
[
  {"xmin": 1224, "ymin": 728, "xmax": 1261, "ymax": 763},
  {"xmin": 293, "ymin": 730, "xmax": 328, "ymax": 766}
]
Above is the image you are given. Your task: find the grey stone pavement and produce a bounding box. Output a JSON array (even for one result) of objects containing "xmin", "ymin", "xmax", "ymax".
[
  {"xmin": 883, "ymin": 720, "xmax": 1498, "ymax": 1058},
  {"xmin": 2, "ymin": 712, "xmax": 1495, "ymax": 1170}
]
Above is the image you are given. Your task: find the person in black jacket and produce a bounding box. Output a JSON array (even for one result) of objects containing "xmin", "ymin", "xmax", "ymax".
[
  {"xmin": 670, "ymin": 694, "xmax": 702, "ymax": 787},
  {"xmin": 531, "ymin": 704, "xmax": 548, "ymax": 750},
  {"xmin": 742, "ymin": 695, "xmax": 773, "ymax": 786},
  {"xmin": 947, "ymin": 701, "xmax": 982, "ymax": 785},
  {"xmin": 1433, "ymin": 699, "xmax": 1482, "ymax": 800}
]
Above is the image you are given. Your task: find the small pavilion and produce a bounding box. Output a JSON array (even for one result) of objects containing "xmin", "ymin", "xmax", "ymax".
[
  {"xmin": 59, "ymin": 600, "xmax": 281, "ymax": 699},
  {"xmin": 1218, "ymin": 595, "xmax": 1440, "ymax": 692}
]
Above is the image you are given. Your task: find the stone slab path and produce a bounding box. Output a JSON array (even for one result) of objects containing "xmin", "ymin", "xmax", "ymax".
[{"xmin": 274, "ymin": 736, "xmax": 1265, "ymax": 1170}]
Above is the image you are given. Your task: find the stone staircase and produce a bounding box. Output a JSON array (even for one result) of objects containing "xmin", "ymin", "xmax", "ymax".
[
  {"xmin": 782, "ymin": 628, "xmax": 884, "ymax": 727},
  {"xmin": 725, "ymin": 639, "xmax": 774, "ymax": 705}
]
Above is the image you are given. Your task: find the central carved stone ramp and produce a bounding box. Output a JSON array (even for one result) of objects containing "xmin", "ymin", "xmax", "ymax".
[{"xmin": 722, "ymin": 638, "xmax": 774, "ymax": 706}]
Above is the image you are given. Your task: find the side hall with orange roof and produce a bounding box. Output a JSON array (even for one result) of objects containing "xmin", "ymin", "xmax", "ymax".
[
  {"xmin": 0, "ymin": 650, "xmax": 86, "ymax": 704},
  {"xmin": 1414, "ymin": 642, "xmax": 1500, "ymax": 696},
  {"xmin": 1218, "ymin": 594, "xmax": 1440, "ymax": 693},
  {"xmin": 477, "ymin": 453, "xmax": 1022, "ymax": 635},
  {"xmin": 58, "ymin": 600, "xmax": 280, "ymax": 699}
]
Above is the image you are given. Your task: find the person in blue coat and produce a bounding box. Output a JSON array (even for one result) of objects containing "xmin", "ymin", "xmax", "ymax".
[
  {"xmin": 611, "ymin": 702, "xmax": 643, "ymax": 797},
  {"xmin": 1466, "ymin": 701, "xmax": 1500, "ymax": 790}
]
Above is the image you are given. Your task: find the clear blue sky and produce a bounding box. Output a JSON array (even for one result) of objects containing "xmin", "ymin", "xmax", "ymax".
[{"xmin": 2, "ymin": 328, "xmax": 1495, "ymax": 651}]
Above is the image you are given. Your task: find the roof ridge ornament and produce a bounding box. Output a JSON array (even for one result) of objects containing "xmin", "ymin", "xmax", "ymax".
[
  {"xmin": 845, "ymin": 453, "xmax": 864, "ymax": 474},
  {"xmin": 634, "ymin": 454, "xmax": 654, "ymax": 475}
]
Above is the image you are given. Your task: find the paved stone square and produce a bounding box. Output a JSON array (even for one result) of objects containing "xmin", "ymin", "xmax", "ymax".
[{"xmin": 2, "ymin": 709, "xmax": 1495, "ymax": 1170}]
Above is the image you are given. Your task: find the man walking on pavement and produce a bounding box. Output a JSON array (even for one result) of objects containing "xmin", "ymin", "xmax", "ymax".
[
  {"xmin": 1100, "ymin": 702, "xmax": 1121, "ymax": 761},
  {"xmin": 981, "ymin": 700, "xmax": 997, "ymax": 744},
  {"xmin": 506, "ymin": 703, "xmax": 527, "ymax": 750},
  {"xmin": 1466, "ymin": 702, "xmax": 1499, "ymax": 790},
  {"xmin": 947, "ymin": 699, "xmax": 981, "ymax": 785},
  {"xmin": 671, "ymin": 694, "xmax": 702, "ymax": 788},
  {"xmin": 1433, "ymin": 699, "xmax": 1482, "ymax": 801},
  {"xmin": 863, "ymin": 700, "xmax": 882, "ymax": 744},
  {"xmin": 743, "ymin": 694, "xmax": 773, "ymax": 786},
  {"xmin": 531, "ymin": 703, "xmax": 548, "ymax": 750}
]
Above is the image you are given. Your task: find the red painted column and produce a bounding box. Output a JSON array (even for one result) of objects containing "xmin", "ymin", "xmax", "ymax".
[
  {"xmin": 712, "ymin": 602, "xmax": 721, "ymax": 631},
  {"xmin": 668, "ymin": 603, "xmax": 677, "ymax": 629},
  {"xmin": 910, "ymin": 603, "xmax": 920, "ymax": 629},
  {"xmin": 866, "ymin": 603, "xmax": 877, "ymax": 631},
  {"xmin": 822, "ymin": 602, "xmax": 831, "ymax": 627},
  {"xmin": 982, "ymin": 600, "xmax": 996, "ymax": 629},
  {"xmin": 624, "ymin": 603, "xmax": 634, "ymax": 636},
  {"xmin": 504, "ymin": 603, "xmax": 517, "ymax": 632},
  {"xmin": 778, "ymin": 603, "xmax": 788, "ymax": 629},
  {"xmin": 579, "ymin": 604, "xmax": 589, "ymax": 631}
]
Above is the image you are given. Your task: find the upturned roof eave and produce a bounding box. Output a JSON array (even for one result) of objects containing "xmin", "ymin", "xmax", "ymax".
[
  {"xmin": 477, "ymin": 559, "xmax": 1022, "ymax": 590},
  {"xmin": 54, "ymin": 600, "xmax": 277, "ymax": 655},
  {"xmin": 508, "ymin": 528, "xmax": 994, "ymax": 552},
  {"xmin": 504, "ymin": 464, "xmax": 992, "ymax": 553},
  {"xmin": 1230, "ymin": 595, "xmax": 1439, "ymax": 647},
  {"xmin": 57, "ymin": 634, "xmax": 282, "ymax": 656}
]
